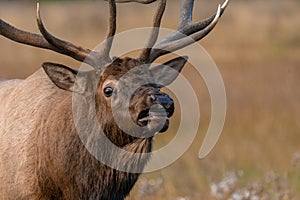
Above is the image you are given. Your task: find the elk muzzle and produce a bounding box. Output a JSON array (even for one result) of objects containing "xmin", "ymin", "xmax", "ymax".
[{"xmin": 136, "ymin": 92, "xmax": 174, "ymax": 133}]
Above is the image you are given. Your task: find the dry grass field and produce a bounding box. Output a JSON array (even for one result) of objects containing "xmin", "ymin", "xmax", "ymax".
[{"xmin": 1, "ymin": 0, "xmax": 300, "ymax": 199}]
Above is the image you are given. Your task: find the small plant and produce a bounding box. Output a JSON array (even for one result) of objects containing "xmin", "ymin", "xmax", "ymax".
[{"xmin": 210, "ymin": 171, "xmax": 293, "ymax": 200}]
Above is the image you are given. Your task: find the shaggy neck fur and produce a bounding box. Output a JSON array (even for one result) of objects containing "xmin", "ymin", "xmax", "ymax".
[{"xmin": 35, "ymin": 92, "xmax": 152, "ymax": 200}]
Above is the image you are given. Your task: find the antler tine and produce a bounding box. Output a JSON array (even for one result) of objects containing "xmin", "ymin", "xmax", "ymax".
[
  {"xmin": 150, "ymin": 4, "xmax": 222, "ymax": 62},
  {"xmin": 0, "ymin": 19, "xmax": 54, "ymax": 51},
  {"xmin": 105, "ymin": 0, "xmax": 164, "ymax": 63},
  {"xmin": 0, "ymin": 18, "xmax": 97, "ymax": 67},
  {"xmin": 113, "ymin": 0, "xmax": 157, "ymax": 3},
  {"xmin": 179, "ymin": 0, "xmax": 229, "ymax": 34},
  {"xmin": 148, "ymin": 0, "xmax": 229, "ymax": 62},
  {"xmin": 36, "ymin": 3, "xmax": 98, "ymax": 67},
  {"xmin": 98, "ymin": 0, "xmax": 117, "ymax": 66},
  {"xmin": 179, "ymin": 0, "xmax": 194, "ymax": 29},
  {"xmin": 138, "ymin": 0, "xmax": 167, "ymax": 63}
]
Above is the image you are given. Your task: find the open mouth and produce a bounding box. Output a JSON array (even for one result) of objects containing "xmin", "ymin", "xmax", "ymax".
[
  {"xmin": 136, "ymin": 106, "xmax": 171, "ymax": 133},
  {"xmin": 138, "ymin": 109, "xmax": 168, "ymax": 125},
  {"xmin": 137, "ymin": 108, "xmax": 169, "ymax": 130}
]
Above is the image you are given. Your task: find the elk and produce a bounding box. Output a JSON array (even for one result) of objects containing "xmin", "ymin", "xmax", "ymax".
[{"xmin": 0, "ymin": 0, "xmax": 228, "ymax": 199}]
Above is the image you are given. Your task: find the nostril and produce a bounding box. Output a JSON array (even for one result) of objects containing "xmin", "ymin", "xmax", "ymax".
[
  {"xmin": 149, "ymin": 94, "xmax": 174, "ymax": 108},
  {"xmin": 165, "ymin": 98, "xmax": 174, "ymax": 109},
  {"xmin": 156, "ymin": 95, "xmax": 173, "ymax": 107}
]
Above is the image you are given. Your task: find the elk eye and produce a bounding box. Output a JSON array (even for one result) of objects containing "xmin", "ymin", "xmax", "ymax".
[{"xmin": 104, "ymin": 86, "xmax": 114, "ymax": 97}]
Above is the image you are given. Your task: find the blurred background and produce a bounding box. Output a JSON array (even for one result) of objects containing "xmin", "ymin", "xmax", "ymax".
[{"xmin": 1, "ymin": 0, "xmax": 300, "ymax": 199}]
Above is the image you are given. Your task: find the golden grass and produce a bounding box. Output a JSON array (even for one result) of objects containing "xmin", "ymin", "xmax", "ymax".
[{"xmin": 1, "ymin": 0, "xmax": 300, "ymax": 199}]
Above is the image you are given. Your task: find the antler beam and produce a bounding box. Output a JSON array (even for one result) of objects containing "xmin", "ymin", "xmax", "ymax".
[
  {"xmin": 0, "ymin": 0, "xmax": 229, "ymax": 68},
  {"xmin": 36, "ymin": 3, "xmax": 99, "ymax": 67},
  {"xmin": 0, "ymin": 4, "xmax": 102, "ymax": 67},
  {"xmin": 98, "ymin": 0, "xmax": 117, "ymax": 65},
  {"xmin": 0, "ymin": 1, "xmax": 121, "ymax": 69},
  {"xmin": 112, "ymin": 0, "xmax": 157, "ymax": 3},
  {"xmin": 138, "ymin": 0, "xmax": 167, "ymax": 62},
  {"xmin": 0, "ymin": 18, "xmax": 98, "ymax": 67},
  {"xmin": 148, "ymin": 0, "xmax": 229, "ymax": 62}
]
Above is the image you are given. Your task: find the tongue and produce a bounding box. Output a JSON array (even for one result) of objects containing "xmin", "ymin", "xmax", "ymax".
[
  {"xmin": 139, "ymin": 113, "xmax": 168, "ymax": 122},
  {"xmin": 149, "ymin": 111, "xmax": 167, "ymax": 118}
]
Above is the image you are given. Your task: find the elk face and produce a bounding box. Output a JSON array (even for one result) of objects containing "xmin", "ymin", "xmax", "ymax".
[
  {"xmin": 98, "ymin": 57, "xmax": 187, "ymax": 137},
  {"xmin": 43, "ymin": 56, "xmax": 187, "ymax": 144}
]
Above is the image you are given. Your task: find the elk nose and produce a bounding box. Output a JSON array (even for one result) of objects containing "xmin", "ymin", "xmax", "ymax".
[{"xmin": 149, "ymin": 94, "xmax": 174, "ymax": 109}]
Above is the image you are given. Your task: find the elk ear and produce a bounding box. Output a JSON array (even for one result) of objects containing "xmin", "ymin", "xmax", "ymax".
[
  {"xmin": 42, "ymin": 62, "xmax": 77, "ymax": 92},
  {"xmin": 42, "ymin": 62, "xmax": 85, "ymax": 93},
  {"xmin": 150, "ymin": 56, "xmax": 188, "ymax": 87}
]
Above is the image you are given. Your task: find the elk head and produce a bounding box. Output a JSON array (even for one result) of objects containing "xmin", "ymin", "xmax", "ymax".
[{"xmin": 0, "ymin": 0, "xmax": 229, "ymax": 147}]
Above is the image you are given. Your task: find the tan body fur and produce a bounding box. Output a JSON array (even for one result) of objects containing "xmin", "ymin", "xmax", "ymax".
[{"xmin": 0, "ymin": 69, "xmax": 148, "ymax": 199}]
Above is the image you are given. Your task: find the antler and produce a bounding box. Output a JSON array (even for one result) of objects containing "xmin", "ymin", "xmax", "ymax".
[
  {"xmin": 35, "ymin": 3, "xmax": 100, "ymax": 67},
  {"xmin": 148, "ymin": 0, "xmax": 229, "ymax": 62},
  {"xmin": 113, "ymin": 0, "xmax": 157, "ymax": 3},
  {"xmin": 115, "ymin": 0, "xmax": 229, "ymax": 63},
  {"xmin": 0, "ymin": 18, "xmax": 98, "ymax": 67},
  {"xmin": 0, "ymin": 0, "xmax": 228, "ymax": 68},
  {"xmin": 105, "ymin": 0, "xmax": 167, "ymax": 62},
  {"xmin": 138, "ymin": 0, "xmax": 167, "ymax": 62},
  {"xmin": 98, "ymin": 0, "xmax": 117, "ymax": 65},
  {"xmin": 0, "ymin": 0, "xmax": 119, "ymax": 69}
]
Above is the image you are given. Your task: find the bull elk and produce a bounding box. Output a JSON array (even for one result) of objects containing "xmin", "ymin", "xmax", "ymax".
[{"xmin": 0, "ymin": 0, "xmax": 228, "ymax": 199}]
